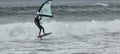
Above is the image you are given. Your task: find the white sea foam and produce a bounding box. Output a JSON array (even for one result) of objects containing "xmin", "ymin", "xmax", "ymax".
[
  {"xmin": 0, "ymin": 20, "xmax": 120, "ymax": 41},
  {"xmin": 93, "ymin": 3, "xmax": 109, "ymax": 6},
  {"xmin": 0, "ymin": 20, "xmax": 120, "ymax": 54}
]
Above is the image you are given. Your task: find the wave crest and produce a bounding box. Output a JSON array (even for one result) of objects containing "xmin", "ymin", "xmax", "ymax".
[
  {"xmin": 0, "ymin": 20, "xmax": 120, "ymax": 41},
  {"xmin": 93, "ymin": 3, "xmax": 109, "ymax": 6}
]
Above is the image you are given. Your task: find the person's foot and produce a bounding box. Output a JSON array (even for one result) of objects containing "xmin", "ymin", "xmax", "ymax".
[
  {"xmin": 39, "ymin": 36, "xmax": 42, "ymax": 40},
  {"xmin": 38, "ymin": 35, "xmax": 42, "ymax": 40}
]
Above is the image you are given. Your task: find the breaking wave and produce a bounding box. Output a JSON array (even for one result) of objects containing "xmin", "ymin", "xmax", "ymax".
[
  {"xmin": 0, "ymin": 20, "xmax": 120, "ymax": 41},
  {"xmin": 93, "ymin": 3, "xmax": 109, "ymax": 6}
]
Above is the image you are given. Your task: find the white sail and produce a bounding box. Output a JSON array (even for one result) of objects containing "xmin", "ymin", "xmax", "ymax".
[{"xmin": 37, "ymin": 0, "xmax": 53, "ymax": 17}]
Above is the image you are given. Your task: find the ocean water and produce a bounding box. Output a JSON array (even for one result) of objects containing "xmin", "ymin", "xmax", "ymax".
[{"xmin": 0, "ymin": 0, "xmax": 120, "ymax": 54}]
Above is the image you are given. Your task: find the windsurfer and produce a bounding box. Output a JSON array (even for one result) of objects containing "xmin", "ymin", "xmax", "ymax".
[{"xmin": 34, "ymin": 0, "xmax": 53, "ymax": 40}]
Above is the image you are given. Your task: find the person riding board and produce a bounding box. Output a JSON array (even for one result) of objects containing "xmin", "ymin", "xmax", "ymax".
[
  {"xmin": 34, "ymin": 14, "xmax": 46, "ymax": 39},
  {"xmin": 34, "ymin": 0, "xmax": 53, "ymax": 40}
]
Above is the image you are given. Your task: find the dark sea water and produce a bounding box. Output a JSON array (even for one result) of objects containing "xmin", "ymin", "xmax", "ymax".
[{"xmin": 0, "ymin": 0, "xmax": 120, "ymax": 54}]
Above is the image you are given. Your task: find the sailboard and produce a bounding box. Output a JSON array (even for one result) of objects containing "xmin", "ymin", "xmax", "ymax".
[
  {"xmin": 37, "ymin": 0, "xmax": 53, "ymax": 21},
  {"xmin": 38, "ymin": 32, "xmax": 52, "ymax": 40},
  {"xmin": 36, "ymin": 0, "xmax": 53, "ymax": 40}
]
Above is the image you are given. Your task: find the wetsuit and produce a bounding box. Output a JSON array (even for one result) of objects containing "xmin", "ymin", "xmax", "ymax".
[{"xmin": 34, "ymin": 15, "xmax": 45, "ymax": 36}]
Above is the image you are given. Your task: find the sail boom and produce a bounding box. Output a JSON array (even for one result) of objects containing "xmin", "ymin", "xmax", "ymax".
[{"xmin": 39, "ymin": 14, "xmax": 53, "ymax": 17}]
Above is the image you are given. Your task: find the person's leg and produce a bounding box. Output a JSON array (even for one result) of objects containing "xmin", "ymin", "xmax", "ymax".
[
  {"xmin": 39, "ymin": 28, "xmax": 41, "ymax": 36},
  {"xmin": 40, "ymin": 25, "xmax": 45, "ymax": 34},
  {"xmin": 37, "ymin": 25, "xmax": 42, "ymax": 36},
  {"xmin": 37, "ymin": 25, "xmax": 43, "ymax": 40},
  {"xmin": 35, "ymin": 22, "xmax": 41, "ymax": 35},
  {"xmin": 38, "ymin": 28, "xmax": 42, "ymax": 40},
  {"xmin": 35, "ymin": 22, "xmax": 42, "ymax": 39}
]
